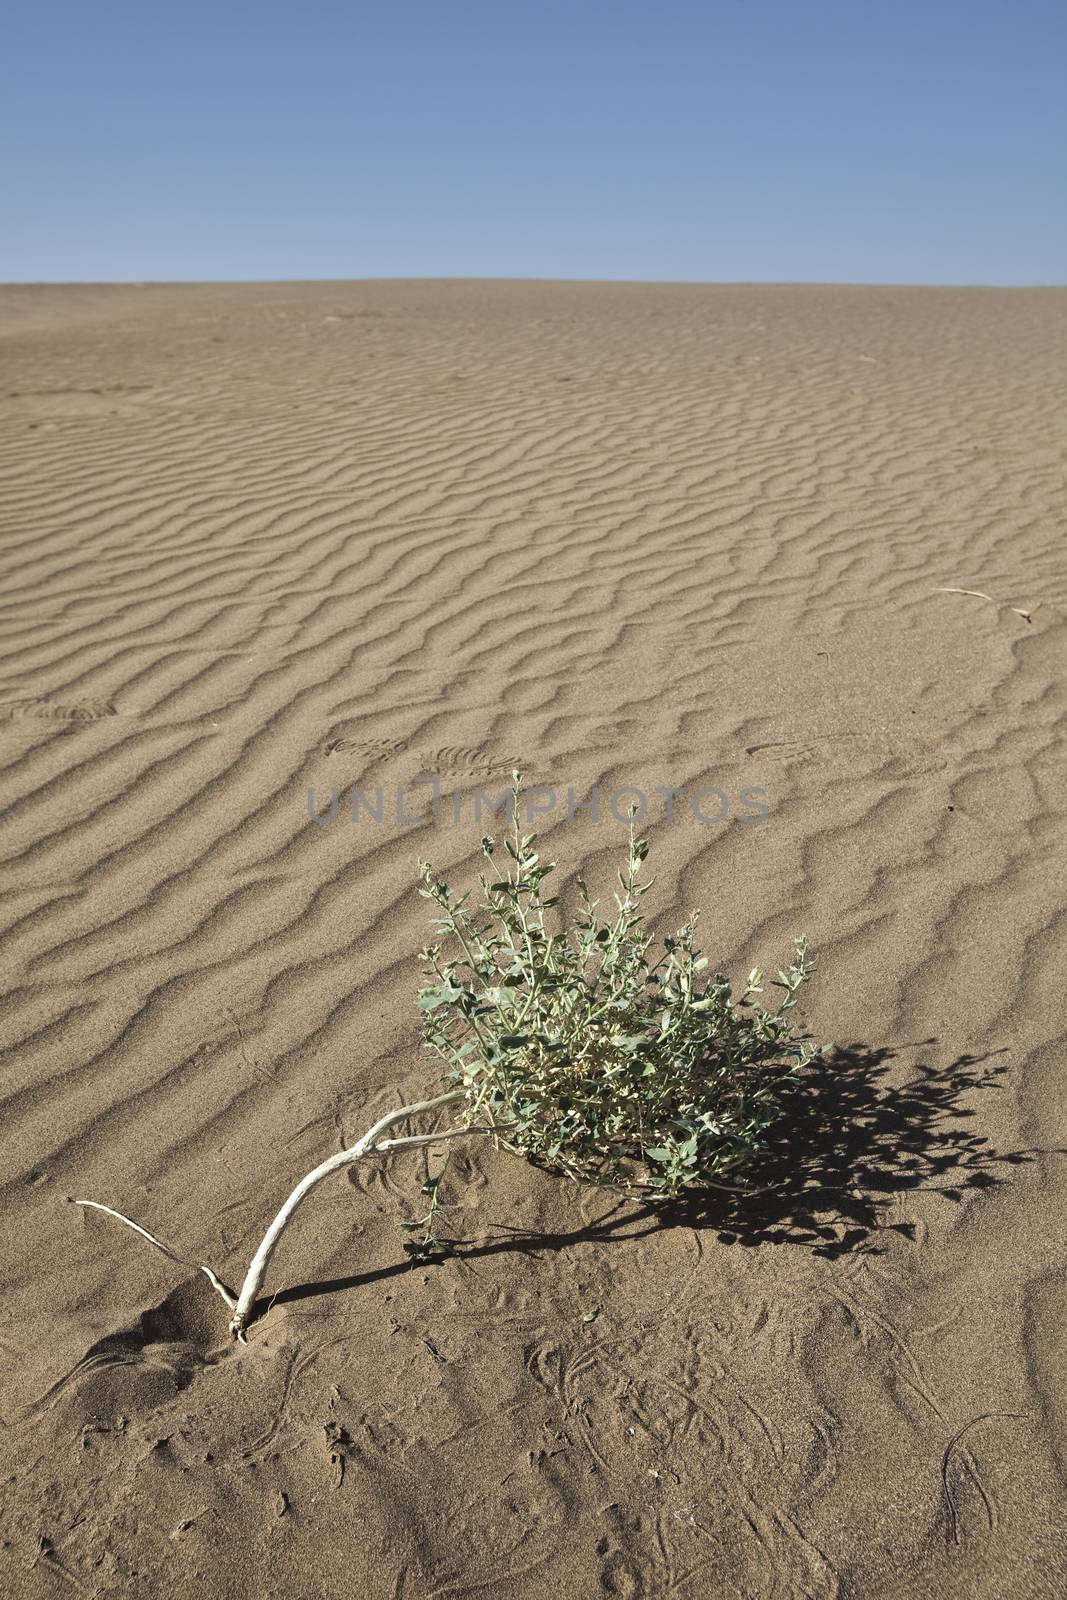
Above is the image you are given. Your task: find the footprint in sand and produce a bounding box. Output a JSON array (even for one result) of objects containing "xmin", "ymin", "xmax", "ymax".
[
  {"xmin": 420, "ymin": 746, "xmax": 531, "ymax": 778},
  {"xmin": 323, "ymin": 735, "xmax": 407, "ymax": 758},
  {"xmin": 0, "ymin": 697, "xmax": 117, "ymax": 724}
]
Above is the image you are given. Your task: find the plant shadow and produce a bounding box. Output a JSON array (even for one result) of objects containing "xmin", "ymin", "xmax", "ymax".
[
  {"xmin": 671, "ymin": 1038, "xmax": 1034, "ymax": 1257},
  {"xmin": 264, "ymin": 1040, "xmax": 1045, "ymax": 1325}
]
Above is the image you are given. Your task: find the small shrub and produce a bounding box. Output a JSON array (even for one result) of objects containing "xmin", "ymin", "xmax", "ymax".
[
  {"xmin": 76, "ymin": 776, "xmax": 817, "ymax": 1342},
  {"xmin": 418, "ymin": 776, "xmax": 816, "ymax": 1197}
]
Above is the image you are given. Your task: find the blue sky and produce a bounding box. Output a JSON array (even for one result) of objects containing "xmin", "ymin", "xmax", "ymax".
[{"xmin": 3, "ymin": 1, "xmax": 1064, "ymax": 284}]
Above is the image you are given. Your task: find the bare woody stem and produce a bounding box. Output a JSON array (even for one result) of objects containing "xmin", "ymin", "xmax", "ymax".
[
  {"xmin": 226, "ymin": 1088, "xmax": 471, "ymax": 1338},
  {"xmin": 71, "ymin": 1088, "xmax": 479, "ymax": 1343}
]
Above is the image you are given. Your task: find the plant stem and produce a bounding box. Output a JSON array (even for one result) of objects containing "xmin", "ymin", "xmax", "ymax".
[
  {"xmin": 227, "ymin": 1089, "xmax": 466, "ymax": 1338},
  {"xmin": 72, "ymin": 1088, "xmax": 475, "ymax": 1343}
]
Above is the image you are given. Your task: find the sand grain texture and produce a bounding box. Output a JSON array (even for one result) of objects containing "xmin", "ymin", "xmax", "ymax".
[{"xmin": 1, "ymin": 281, "xmax": 1066, "ymax": 1598}]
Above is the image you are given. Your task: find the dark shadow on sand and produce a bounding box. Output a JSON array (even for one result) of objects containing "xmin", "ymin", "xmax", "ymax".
[{"xmin": 261, "ymin": 1041, "xmax": 1046, "ymax": 1325}]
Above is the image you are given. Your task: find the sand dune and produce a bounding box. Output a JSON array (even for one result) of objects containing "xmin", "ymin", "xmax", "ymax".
[{"xmin": 1, "ymin": 280, "xmax": 1066, "ymax": 1597}]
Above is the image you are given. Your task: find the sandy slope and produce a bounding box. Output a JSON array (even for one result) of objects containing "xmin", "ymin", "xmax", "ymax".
[{"xmin": 0, "ymin": 280, "xmax": 1065, "ymax": 1599}]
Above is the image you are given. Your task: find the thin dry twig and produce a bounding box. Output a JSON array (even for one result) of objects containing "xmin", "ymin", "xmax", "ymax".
[
  {"xmin": 71, "ymin": 1090, "xmax": 478, "ymax": 1341},
  {"xmin": 68, "ymin": 1198, "xmax": 237, "ymax": 1309},
  {"xmin": 931, "ymin": 587, "xmax": 1034, "ymax": 623}
]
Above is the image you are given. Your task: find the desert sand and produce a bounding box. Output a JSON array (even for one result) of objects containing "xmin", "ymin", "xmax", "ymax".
[{"xmin": 1, "ymin": 280, "xmax": 1066, "ymax": 1598}]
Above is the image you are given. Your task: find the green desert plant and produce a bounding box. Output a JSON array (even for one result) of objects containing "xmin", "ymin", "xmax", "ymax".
[
  {"xmin": 73, "ymin": 775, "xmax": 815, "ymax": 1341},
  {"xmin": 416, "ymin": 777, "xmax": 815, "ymax": 1197},
  {"xmin": 398, "ymin": 1153, "xmax": 455, "ymax": 1263}
]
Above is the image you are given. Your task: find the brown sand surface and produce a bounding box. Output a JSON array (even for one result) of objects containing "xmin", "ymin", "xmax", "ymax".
[{"xmin": 1, "ymin": 280, "xmax": 1066, "ymax": 1598}]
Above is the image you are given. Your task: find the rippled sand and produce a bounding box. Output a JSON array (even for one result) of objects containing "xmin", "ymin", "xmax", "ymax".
[{"xmin": 1, "ymin": 280, "xmax": 1066, "ymax": 1598}]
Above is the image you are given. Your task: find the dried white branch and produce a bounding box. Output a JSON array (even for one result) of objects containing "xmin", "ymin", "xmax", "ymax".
[
  {"xmin": 931, "ymin": 587, "xmax": 1034, "ymax": 623},
  {"xmin": 375, "ymin": 1127, "xmax": 490, "ymax": 1153},
  {"xmin": 71, "ymin": 1088, "xmax": 475, "ymax": 1342},
  {"xmin": 68, "ymin": 1198, "xmax": 237, "ymax": 1310},
  {"xmin": 227, "ymin": 1090, "xmax": 476, "ymax": 1339},
  {"xmin": 932, "ymin": 586, "xmax": 996, "ymax": 603}
]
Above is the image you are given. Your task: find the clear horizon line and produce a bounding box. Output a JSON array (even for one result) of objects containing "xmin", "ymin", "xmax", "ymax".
[{"xmin": 3, "ymin": 273, "xmax": 1066, "ymax": 292}]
